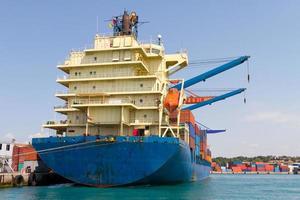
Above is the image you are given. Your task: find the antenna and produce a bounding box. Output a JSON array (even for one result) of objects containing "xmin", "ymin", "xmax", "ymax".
[{"xmin": 96, "ymin": 16, "xmax": 99, "ymax": 33}]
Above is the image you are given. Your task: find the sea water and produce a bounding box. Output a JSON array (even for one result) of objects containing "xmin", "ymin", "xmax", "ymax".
[{"xmin": 1, "ymin": 174, "xmax": 300, "ymax": 200}]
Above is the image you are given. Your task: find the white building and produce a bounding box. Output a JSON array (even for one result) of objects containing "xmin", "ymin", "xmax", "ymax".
[{"xmin": 0, "ymin": 139, "xmax": 15, "ymax": 173}]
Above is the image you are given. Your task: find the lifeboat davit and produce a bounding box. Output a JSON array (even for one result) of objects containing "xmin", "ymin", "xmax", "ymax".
[{"xmin": 164, "ymin": 88, "xmax": 180, "ymax": 112}]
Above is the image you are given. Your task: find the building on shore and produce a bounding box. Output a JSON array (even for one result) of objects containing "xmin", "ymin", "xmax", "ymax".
[{"xmin": 0, "ymin": 139, "xmax": 15, "ymax": 173}]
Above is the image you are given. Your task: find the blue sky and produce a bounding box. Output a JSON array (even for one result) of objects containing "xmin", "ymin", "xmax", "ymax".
[{"xmin": 0, "ymin": 1, "xmax": 299, "ymax": 157}]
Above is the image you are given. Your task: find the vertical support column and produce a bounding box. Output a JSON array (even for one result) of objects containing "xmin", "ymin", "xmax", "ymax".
[
  {"xmin": 158, "ymin": 83, "xmax": 166, "ymax": 137},
  {"xmin": 120, "ymin": 106, "xmax": 124, "ymax": 136},
  {"xmin": 85, "ymin": 107, "xmax": 90, "ymax": 136},
  {"xmin": 177, "ymin": 79, "xmax": 185, "ymax": 137}
]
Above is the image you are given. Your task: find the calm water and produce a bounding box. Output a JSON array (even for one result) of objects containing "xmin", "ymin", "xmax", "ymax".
[{"xmin": 1, "ymin": 175, "xmax": 300, "ymax": 200}]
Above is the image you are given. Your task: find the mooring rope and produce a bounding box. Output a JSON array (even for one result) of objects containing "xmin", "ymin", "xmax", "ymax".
[{"xmin": 12, "ymin": 138, "xmax": 116, "ymax": 157}]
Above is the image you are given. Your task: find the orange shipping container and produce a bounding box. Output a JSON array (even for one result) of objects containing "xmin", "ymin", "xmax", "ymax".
[
  {"xmin": 179, "ymin": 110, "xmax": 195, "ymax": 125},
  {"xmin": 169, "ymin": 110, "xmax": 196, "ymax": 126},
  {"xmin": 232, "ymin": 166, "xmax": 242, "ymax": 173}
]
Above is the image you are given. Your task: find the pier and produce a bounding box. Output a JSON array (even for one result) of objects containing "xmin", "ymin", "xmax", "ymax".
[
  {"xmin": 0, "ymin": 172, "xmax": 70, "ymax": 188},
  {"xmin": 211, "ymin": 171, "xmax": 291, "ymax": 175}
]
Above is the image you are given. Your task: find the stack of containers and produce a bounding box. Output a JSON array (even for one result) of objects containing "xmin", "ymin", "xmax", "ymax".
[
  {"xmin": 280, "ymin": 165, "xmax": 289, "ymax": 172},
  {"xmin": 231, "ymin": 166, "xmax": 242, "ymax": 173},
  {"xmin": 12, "ymin": 144, "xmax": 39, "ymax": 172},
  {"xmin": 200, "ymin": 130, "xmax": 207, "ymax": 160},
  {"xmin": 229, "ymin": 161, "xmax": 242, "ymax": 168},
  {"xmin": 250, "ymin": 163, "xmax": 257, "ymax": 172},
  {"xmin": 265, "ymin": 164, "xmax": 274, "ymax": 172},
  {"xmin": 274, "ymin": 165, "xmax": 280, "ymax": 172},
  {"xmin": 229, "ymin": 161, "xmax": 247, "ymax": 172},
  {"xmin": 211, "ymin": 162, "xmax": 221, "ymax": 172},
  {"xmin": 169, "ymin": 110, "xmax": 195, "ymax": 125},
  {"xmin": 256, "ymin": 162, "xmax": 266, "ymax": 172},
  {"xmin": 206, "ymin": 149, "xmax": 212, "ymax": 162},
  {"xmin": 195, "ymin": 124, "xmax": 201, "ymax": 158},
  {"xmin": 188, "ymin": 123, "xmax": 196, "ymax": 149}
]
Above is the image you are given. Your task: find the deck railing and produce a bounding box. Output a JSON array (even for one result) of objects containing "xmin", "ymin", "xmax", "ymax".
[{"xmin": 57, "ymin": 71, "xmax": 149, "ymax": 80}]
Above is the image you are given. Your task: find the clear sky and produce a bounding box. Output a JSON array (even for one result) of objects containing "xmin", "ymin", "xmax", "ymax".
[{"xmin": 1, "ymin": 1, "xmax": 299, "ymax": 157}]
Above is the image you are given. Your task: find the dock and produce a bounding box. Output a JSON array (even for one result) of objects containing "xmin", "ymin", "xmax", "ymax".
[
  {"xmin": 0, "ymin": 172, "xmax": 70, "ymax": 187},
  {"xmin": 211, "ymin": 171, "xmax": 291, "ymax": 175}
]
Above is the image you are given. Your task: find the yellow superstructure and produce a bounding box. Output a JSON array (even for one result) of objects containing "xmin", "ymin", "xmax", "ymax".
[{"xmin": 44, "ymin": 34, "xmax": 188, "ymax": 137}]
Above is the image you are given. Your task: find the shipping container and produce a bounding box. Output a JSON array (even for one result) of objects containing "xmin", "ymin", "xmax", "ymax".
[
  {"xmin": 195, "ymin": 146, "xmax": 200, "ymax": 156},
  {"xmin": 250, "ymin": 167, "xmax": 256, "ymax": 172},
  {"xmin": 195, "ymin": 135, "xmax": 201, "ymax": 145},
  {"xmin": 256, "ymin": 167, "xmax": 266, "ymax": 172},
  {"xmin": 274, "ymin": 166, "xmax": 280, "ymax": 172},
  {"xmin": 280, "ymin": 165, "xmax": 289, "ymax": 172},
  {"xmin": 265, "ymin": 164, "xmax": 274, "ymax": 172},
  {"xmin": 12, "ymin": 144, "xmax": 39, "ymax": 172},
  {"xmin": 18, "ymin": 163, "xmax": 24, "ymax": 172},
  {"xmin": 231, "ymin": 166, "xmax": 242, "ymax": 173},
  {"xmin": 188, "ymin": 123, "xmax": 196, "ymax": 138},
  {"xmin": 189, "ymin": 136, "xmax": 195, "ymax": 149},
  {"xmin": 195, "ymin": 124, "xmax": 200, "ymax": 135},
  {"xmin": 169, "ymin": 110, "xmax": 196, "ymax": 125}
]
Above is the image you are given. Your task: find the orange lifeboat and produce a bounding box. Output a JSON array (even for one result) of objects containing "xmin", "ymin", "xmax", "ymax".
[{"xmin": 164, "ymin": 88, "xmax": 180, "ymax": 112}]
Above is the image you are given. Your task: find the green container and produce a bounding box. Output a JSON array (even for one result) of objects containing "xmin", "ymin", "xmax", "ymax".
[{"xmin": 18, "ymin": 163, "xmax": 24, "ymax": 171}]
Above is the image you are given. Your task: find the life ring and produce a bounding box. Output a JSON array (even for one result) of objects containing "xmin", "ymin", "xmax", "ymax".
[{"xmin": 13, "ymin": 175, "xmax": 24, "ymax": 187}]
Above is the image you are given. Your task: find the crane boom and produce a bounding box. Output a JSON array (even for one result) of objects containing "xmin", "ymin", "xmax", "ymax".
[
  {"xmin": 172, "ymin": 56, "xmax": 250, "ymax": 90},
  {"xmin": 182, "ymin": 88, "xmax": 246, "ymax": 110}
]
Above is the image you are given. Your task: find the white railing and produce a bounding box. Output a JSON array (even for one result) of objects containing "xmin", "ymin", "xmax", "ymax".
[
  {"xmin": 72, "ymin": 98, "xmax": 130, "ymax": 105},
  {"xmin": 130, "ymin": 118, "xmax": 159, "ymax": 124},
  {"xmin": 56, "ymin": 86, "xmax": 159, "ymax": 96},
  {"xmin": 45, "ymin": 120, "xmax": 68, "ymax": 125},
  {"xmin": 60, "ymin": 56, "xmax": 142, "ymax": 66},
  {"xmin": 72, "ymin": 98, "xmax": 157, "ymax": 107},
  {"xmin": 58, "ymin": 71, "xmax": 149, "ymax": 80},
  {"xmin": 54, "ymin": 105, "xmax": 68, "ymax": 109}
]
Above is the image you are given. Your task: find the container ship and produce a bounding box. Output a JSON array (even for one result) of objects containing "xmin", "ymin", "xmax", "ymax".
[{"xmin": 32, "ymin": 11, "xmax": 249, "ymax": 187}]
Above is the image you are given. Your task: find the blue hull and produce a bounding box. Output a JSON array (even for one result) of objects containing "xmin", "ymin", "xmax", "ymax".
[{"xmin": 32, "ymin": 136, "xmax": 211, "ymax": 187}]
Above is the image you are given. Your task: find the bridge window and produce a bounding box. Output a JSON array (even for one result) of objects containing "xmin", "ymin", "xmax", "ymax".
[
  {"xmin": 6, "ymin": 144, "xmax": 10, "ymax": 151},
  {"xmin": 112, "ymin": 51, "xmax": 120, "ymax": 61},
  {"xmin": 0, "ymin": 144, "xmax": 2, "ymax": 150}
]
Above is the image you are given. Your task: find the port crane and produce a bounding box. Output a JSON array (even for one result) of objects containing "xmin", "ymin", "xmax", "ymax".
[
  {"xmin": 164, "ymin": 56, "xmax": 250, "ymax": 112},
  {"xmin": 163, "ymin": 56, "xmax": 250, "ymax": 136}
]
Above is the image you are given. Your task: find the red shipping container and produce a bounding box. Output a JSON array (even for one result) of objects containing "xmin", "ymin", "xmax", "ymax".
[
  {"xmin": 238, "ymin": 164, "xmax": 247, "ymax": 171},
  {"xmin": 12, "ymin": 144, "xmax": 39, "ymax": 172},
  {"xmin": 265, "ymin": 164, "xmax": 274, "ymax": 172},
  {"xmin": 195, "ymin": 124, "xmax": 200, "ymax": 135},
  {"xmin": 251, "ymin": 167, "xmax": 256, "ymax": 172},
  {"xmin": 256, "ymin": 167, "xmax": 266, "ymax": 172}
]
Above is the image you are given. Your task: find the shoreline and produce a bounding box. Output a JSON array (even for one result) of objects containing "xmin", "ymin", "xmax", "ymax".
[{"xmin": 211, "ymin": 171, "xmax": 292, "ymax": 175}]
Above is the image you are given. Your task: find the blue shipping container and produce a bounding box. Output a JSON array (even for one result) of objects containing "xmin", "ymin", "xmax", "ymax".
[
  {"xmin": 195, "ymin": 135, "xmax": 201, "ymax": 144},
  {"xmin": 188, "ymin": 123, "xmax": 196, "ymax": 138}
]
